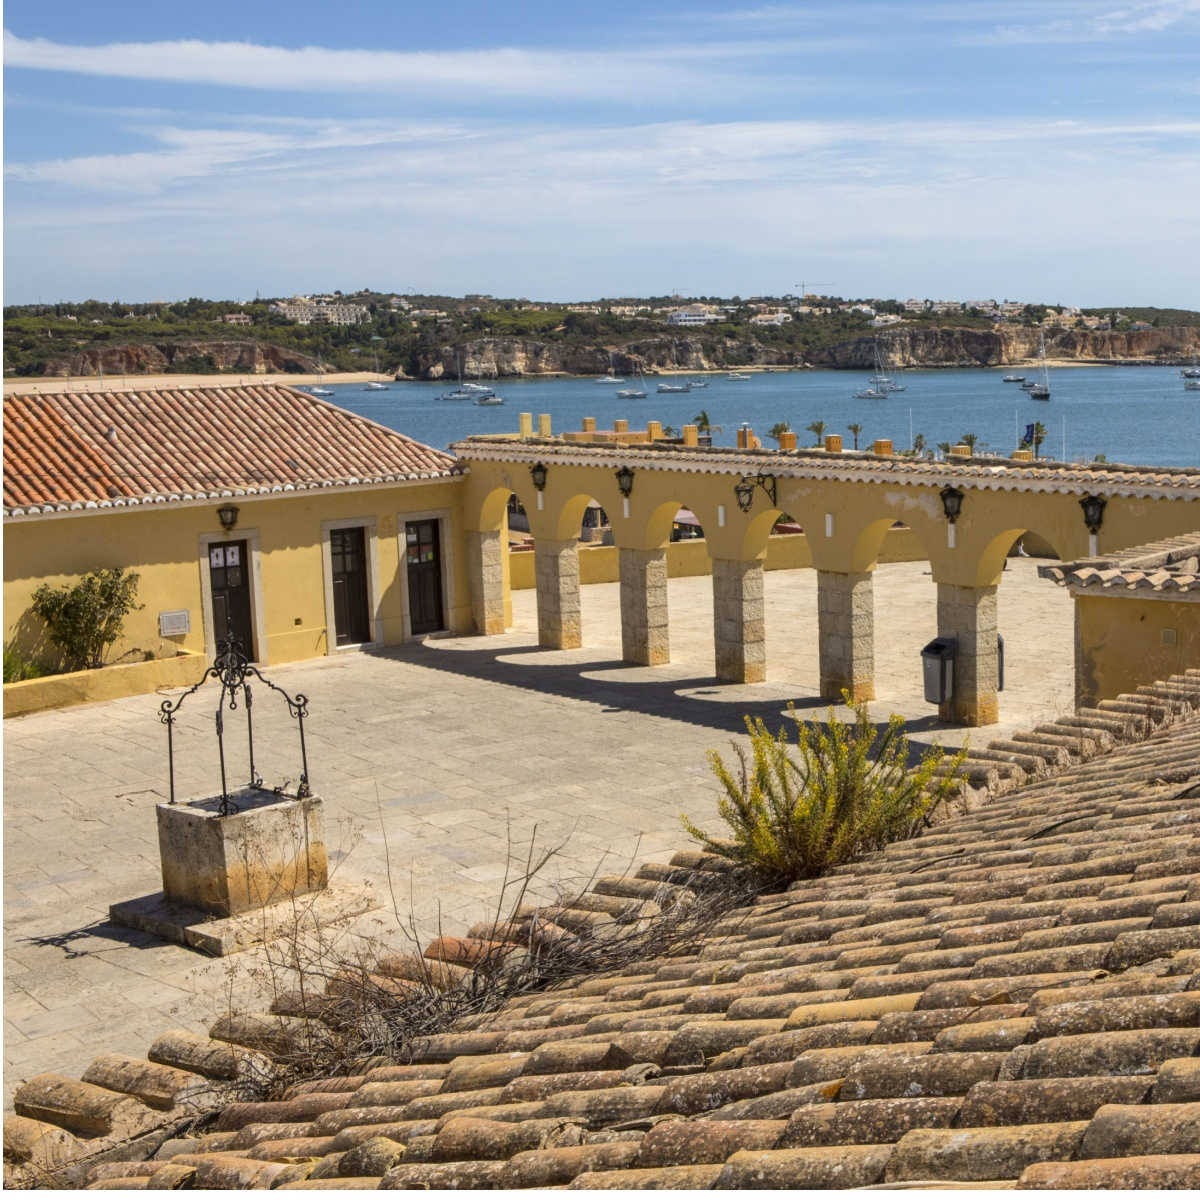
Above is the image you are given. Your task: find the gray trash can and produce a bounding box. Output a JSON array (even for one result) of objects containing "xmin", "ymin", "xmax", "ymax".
[
  {"xmin": 997, "ymin": 633, "xmax": 1004, "ymax": 693},
  {"xmin": 922, "ymin": 637, "xmax": 956, "ymax": 704}
]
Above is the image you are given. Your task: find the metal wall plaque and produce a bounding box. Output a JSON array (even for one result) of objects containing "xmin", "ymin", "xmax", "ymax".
[{"xmin": 159, "ymin": 609, "xmax": 191, "ymax": 637}]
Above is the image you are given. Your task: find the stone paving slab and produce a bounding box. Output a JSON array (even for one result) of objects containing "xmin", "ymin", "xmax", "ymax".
[{"xmin": 2, "ymin": 560, "xmax": 1073, "ymax": 1107}]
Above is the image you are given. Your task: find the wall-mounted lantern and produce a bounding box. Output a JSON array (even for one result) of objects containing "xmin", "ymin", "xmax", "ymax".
[
  {"xmin": 734, "ymin": 472, "xmax": 777, "ymax": 513},
  {"xmin": 939, "ymin": 486, "xmax": 964, "ymax": 525},
  {"xmin": 529, "ymin": 462, "xmax": 549, "ymax": 491},
  {"xmin": 217, "ymin": 503, "xmax": 240, "ymax": 532},
  {"xmin": 614, "ymin": 465, "xmax": 635, "ymax": 498},
  {"xmin": 1079, "ymin": 494, "xmax": 1106, "ymax": 535}
]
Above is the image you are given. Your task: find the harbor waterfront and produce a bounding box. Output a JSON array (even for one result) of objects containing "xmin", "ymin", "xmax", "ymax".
[{"xmin": 313, "ymin": 365, "xmax": 1197, "ymax": 467}]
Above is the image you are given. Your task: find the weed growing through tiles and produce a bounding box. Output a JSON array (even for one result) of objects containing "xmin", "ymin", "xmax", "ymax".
[{"xmin": 683, "ymin": 695, "xmax": 967, "ymax": 885}]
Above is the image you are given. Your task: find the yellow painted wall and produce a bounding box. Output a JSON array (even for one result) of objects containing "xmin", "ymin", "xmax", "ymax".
[
  {"xmin": 506, "ymin": 527, "xmax": 924, "ymax": 590},
  {"xmin": 1075, "ymin": 594, "xmax": 1200, "ymax": 707},
  {"xmin": 3, "ymin": 479, "xmax": 471, "ymax": 680}
]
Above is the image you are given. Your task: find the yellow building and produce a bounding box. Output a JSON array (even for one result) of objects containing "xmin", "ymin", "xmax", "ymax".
[
  {"xmin": 1041, "ymin": 533, "xmax": 1200, "ymax": 707},
  {"xmin": 3, "ymin": 385, "xmax": 473, "ymax": 710}
]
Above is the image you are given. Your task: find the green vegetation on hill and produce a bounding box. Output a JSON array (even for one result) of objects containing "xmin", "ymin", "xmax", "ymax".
[{"xmin": 5, "ymin": 292, "xmax": 1198, "ymax": 377}]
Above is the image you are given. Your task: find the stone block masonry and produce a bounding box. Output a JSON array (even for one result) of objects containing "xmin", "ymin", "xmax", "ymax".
[
  {"xmin": 535, "ymin": 538, "xmax": 582, "ymax": 650},
  {"xmin": 619, "ymin": 548, "xmax": 670, "ymax": 666},
  {"xmin": 817, "ymin": 570, "xmax": 875, "ymax": 701},
  {"xmin": 468, "ymin": 529, "xmax": 505, "ymax": 635},
  {"xmin": 712, "ymin": 558, "xmax": 766, "ymax": 683},
  {"xmin": 937, "ymin": 582, "xmax": 1000, "ymax": 726}
]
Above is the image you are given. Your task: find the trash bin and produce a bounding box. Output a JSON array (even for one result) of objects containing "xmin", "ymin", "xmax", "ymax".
[
  {"xmin": 922, "ymin": 637, "xmax": 956, "ymax": 704},
  {"xmin": 997, "ymin": 633, "xmax": 1004, "ymax": 693}
]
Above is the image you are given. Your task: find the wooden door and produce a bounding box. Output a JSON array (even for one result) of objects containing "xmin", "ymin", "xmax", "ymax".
[
  {"xmin": 208, "ymin": 540, "xmax": 255, "ymax": 658},
  {"xmin": 406, "ymin": 520, "xmax": 444, "ymax": 635},
  {"xmin": 331, "ymin": 526, "xmax": 372, "ymax": 646}
]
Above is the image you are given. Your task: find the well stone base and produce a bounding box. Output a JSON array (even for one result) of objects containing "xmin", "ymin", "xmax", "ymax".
[
  {"xmin": 156, "ymin": 789, "xmax": 328, "ymax": 917},
  {"xmin": 109, "ymin": 882, "xmax": 377, "ymax": 956}
]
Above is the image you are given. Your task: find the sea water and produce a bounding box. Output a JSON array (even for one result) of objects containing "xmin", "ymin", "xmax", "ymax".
[{"xmin": 317, "ymin": 366, "xmax": 1200, "ymax": 468}]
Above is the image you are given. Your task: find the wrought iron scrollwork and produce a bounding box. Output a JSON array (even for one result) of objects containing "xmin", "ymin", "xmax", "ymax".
[{"xmin": 159, "ymin": 629, "xmax": 312, "ymax": 815}]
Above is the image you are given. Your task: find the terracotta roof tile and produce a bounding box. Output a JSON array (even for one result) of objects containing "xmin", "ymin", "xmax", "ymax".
[
  {"xmin": 3, "ymin": 385, "xmax": 460, "ymax": 515},
  {"xmin": 11, "ymin": 686, "xmax": 1200, "ymax": 1191}
]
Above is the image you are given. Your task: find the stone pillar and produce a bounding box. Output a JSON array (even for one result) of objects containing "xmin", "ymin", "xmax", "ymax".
[
  {"xmin": 936, "ymin": 582, "xmax": 1000, "ymax": 726},
  {"xmin": 535, "ymin": 537, "xmax": 582, "ymax": 649},
  {"xmin": 712, "ymin": 557, "xmax": 766, "ymax": 683},
  {"xmin": 817, "ymin": 570, "xmax": 875, "ymax": 701},
  {"xmin": 467, "ymin": 529, "xmax": 505, "ymax": 635},
  {"xmin": 619, "ymin": 547, "xmax": 669, "ymax": 665}
]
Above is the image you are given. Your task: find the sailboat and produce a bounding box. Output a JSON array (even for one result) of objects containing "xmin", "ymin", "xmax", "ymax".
[
  {"xmin": 441, "ymin": 352, "xmax": 476, "ymax": 401},
  {"xmin": 870, "ymin": 338, "xmax": 905, "ymax": 392},
  {"xmin": 310, "ymin": 357, "xmax": 334, "ymax": 396},
  {"xmin": 1030, "ymin": 331, "xmax": 1051, "ymax": 400},
  {"xmin": 364, "ymin": 351, "xmax": 389, "ymax": 390},
  {"xmin": 595, "ymin": 352, "xmax": 624, "ymax": 384},
  {"xmin": 657, "ymin": 379, "xmax": 691, "ymax": 394},
  {"xmin": 617, "ymin": 364, "xmax": 647, "ymax": 399}
]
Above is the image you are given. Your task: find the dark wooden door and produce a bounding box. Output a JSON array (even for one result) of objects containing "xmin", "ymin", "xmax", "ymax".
[
  {"xmin": 406, "ymin": 520, "xmax": 444, "ymax": 635},
  {"xmin": 209, "ymin": 539, "xmax": 255, "ymax": 658},
  {"xmin": 330, "ymin": 526, "xmax": 371, "ymax": 646}
]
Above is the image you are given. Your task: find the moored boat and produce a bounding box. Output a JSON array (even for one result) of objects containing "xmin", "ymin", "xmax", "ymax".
[
  {"xmin": 728, "ymin": 371, "xmax": 751, "ymax": 380},
  {"xmin": 1003, "ymin": 374, "xmax": 1025, "ymax": 382},
  {"xmin": 657, "ymin": 381, "xmax": 691, "ymax": 393}
]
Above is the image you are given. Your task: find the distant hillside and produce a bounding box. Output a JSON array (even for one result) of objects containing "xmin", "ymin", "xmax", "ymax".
[{"xmin": 6, "ymin": 295, "xmax": 1199, "ymax": 378}]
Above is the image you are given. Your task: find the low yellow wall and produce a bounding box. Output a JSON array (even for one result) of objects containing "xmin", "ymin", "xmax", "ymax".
[
  {"xmin": 1075, "ymin": 594, "xmax": 1200, "ymax": 707},
  {"xmin": 508, "ymin": 528, "xmax": 925, "ymax": 590},
  {"xmin": 4, "ymin": 652, "xmax": 207, "ymax": 718}
]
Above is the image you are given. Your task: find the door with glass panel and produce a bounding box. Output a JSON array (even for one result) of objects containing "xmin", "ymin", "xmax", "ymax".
[
  {"xmin": 406, "ymin": 520, "xmax": 443, "ymax": 635},
  {"xmin": 208, "ymin": 539, "xmax": 255, "ymax": 658},
  {"xmin": 330, "ymin": 526, "xmax": 372, "ymax": 646}
]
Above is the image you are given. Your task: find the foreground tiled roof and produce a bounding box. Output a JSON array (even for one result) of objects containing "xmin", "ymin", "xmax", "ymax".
[
  {"xmin": 3, "ymin": 386, "xmax": 461, "ymax": 516},
  {"xmin": 7, "ymin": 674, "xmax": 1200, "ymax": 1190},
  {"xmin": 452, "ymin": 435, "xmax": 1200, "ymax": 500},
  {"xmin": 1041, "ymin": 531, "xmax": 1200, "ymax": 596}
]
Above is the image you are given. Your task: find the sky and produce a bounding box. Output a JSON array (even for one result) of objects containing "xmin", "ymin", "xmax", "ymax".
[{"xmin": 4, "ymin": 1, "xmax": 1199, "ymax": 307}]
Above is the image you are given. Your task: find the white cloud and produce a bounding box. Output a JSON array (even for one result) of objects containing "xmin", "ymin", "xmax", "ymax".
[{"xmin": 2, "ymin": 30, "xmax": 760, "ymax": 102}]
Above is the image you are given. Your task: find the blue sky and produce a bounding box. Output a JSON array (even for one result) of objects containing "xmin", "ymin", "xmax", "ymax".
[{"xmin": 4, "ymin": 1, "xmax": 1199, "ymax": 306}]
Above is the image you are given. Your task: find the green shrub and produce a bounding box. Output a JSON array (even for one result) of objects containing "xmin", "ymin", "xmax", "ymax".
[
  {"xmin": 30, "ymin": 567, "xmax": 142, "ymax": 672},
  {"xmin": 3, "ymin": 645, "xmax": 46, "ymax": 682},
  {"xmin": 682, "ymin": 698, "xmax": 965, "ymax": 884}
]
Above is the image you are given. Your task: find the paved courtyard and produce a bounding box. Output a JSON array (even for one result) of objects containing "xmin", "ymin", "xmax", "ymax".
[{"xmin": 2, "ymin": 559, "xmax": 1074, "ymax": 1106}]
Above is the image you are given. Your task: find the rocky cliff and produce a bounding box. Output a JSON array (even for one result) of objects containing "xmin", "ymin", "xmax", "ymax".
[
  {"xmin": 37, "ymin": 340, "xmax": 319, "ymax": 377},
  {"xmin": 420, "ymin": 326, "xmax": 1200, "ymax": 378}
]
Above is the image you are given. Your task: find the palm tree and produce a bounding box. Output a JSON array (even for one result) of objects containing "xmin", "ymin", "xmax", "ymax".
[
  {"xmin": 936, "ymin": 441, "xmax": 952, "ymax": 457},
  {"xmin": 767, "ymin": 421, "xmax": 791, "ymax": 444},
  {"xmin": 847, "ymin": 422, "xmax": 863, "ymax": 450},
  {"xmin": 692, "ymin": 410, "xmax": 722, "ymax": 435},
  {"xmin": 912, "ymin": 432, "xmax": 927, "ymax": 456},
  {"xmin": 1031, "ymin": 421, "xmax": 1047, "ymax": 459},
  {"xmin": 960, "ymin": 432, "xmax": 979, "ymax": 452},
  {"xmin": 806, "ymin": 419, "xmax": 826, "ymax": 447}
]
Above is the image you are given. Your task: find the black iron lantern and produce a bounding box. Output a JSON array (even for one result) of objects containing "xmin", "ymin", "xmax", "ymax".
[
  {"xmin": 615, "ymin": 465, "xmax": 634, "ymax": 498},
  {"xmin": 1080, "ymin": 494, "xmax": 1106, "ymax": 535},
  {"xmin": 217, "ymin": 503, "xmax": 240, "ymax": 532},
  {"xmin": 939, "ymin": 485, "xmax": 964, "ymax": 525},
  {"xmin": 529, "ymin": 461, "xmax": 548, "ymax": 491},
  {"xmin": 734, "ymin": 473, "xmax": 777, "ymax": 512}
]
